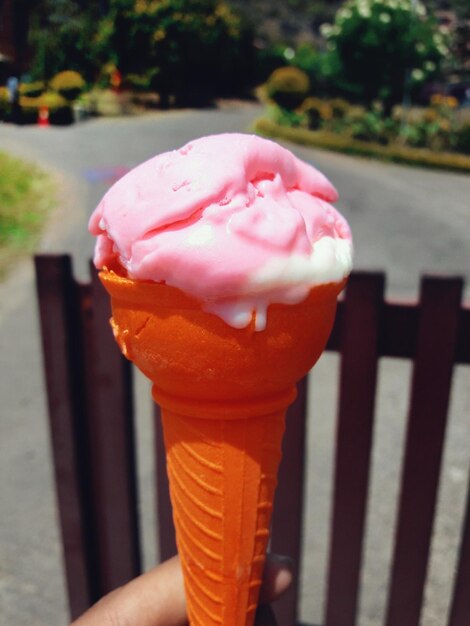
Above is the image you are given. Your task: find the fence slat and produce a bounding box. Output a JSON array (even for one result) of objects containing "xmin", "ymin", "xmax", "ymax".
[
  {"xmin": 271, "ymin": 376, "xmax": 308, "ymax": 626},
  {"xmin": 35, "ymin": 255, "xmax": 96, "ymax": 619},
  {"xmin": 448, "ymin": 476, "xmax": 470, "ymax": 625},
  {"xmin": 325, "ymin": 272, "xmax": 384, "ymax": 626},
  {"xmin": 83, "ymin": 266, "xmax": 141, "ymax": 595},
  {"xmin": 385, "ymin": 276, "xmax": 463, "ymax": 626},
  {"xmin": 328, "ymin": 299, "xmax": 470, "ymax": 364},
  {"xmin": 154, "ymin": 403, "xmax": 177, "ymax": 562},
  {"xmin": 456, "ymin": 308, "xmax": 470, "ymax": 365}
]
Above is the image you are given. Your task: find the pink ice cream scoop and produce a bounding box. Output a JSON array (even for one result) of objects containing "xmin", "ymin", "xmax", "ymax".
[{"xmin": 89, "ymin": 133, "xmax": 352, "ymax": 329}]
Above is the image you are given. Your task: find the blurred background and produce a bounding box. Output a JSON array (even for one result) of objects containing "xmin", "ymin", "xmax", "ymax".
[
  {"xmin": 0, "ymin": 2, "xmax": 469, "ymax": 626},
  {"xmin": 0, "ymin": 0, "xmax": 469, "ymax": 126}
]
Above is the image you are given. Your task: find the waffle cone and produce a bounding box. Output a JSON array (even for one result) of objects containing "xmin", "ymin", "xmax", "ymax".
[
  {"xmin": 158, "ymin": 392, "xmax": 287, "ymax": 626},
  {"xmin": 99, "ymin": 270, "xmax": 346, "ymax": 625}
]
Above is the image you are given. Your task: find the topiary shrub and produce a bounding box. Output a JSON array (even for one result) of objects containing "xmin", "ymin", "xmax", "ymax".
[
  {"xmin": 0, "ymin": 87, "xmax": 9, "ymax": 120},
  {"xmin": 328, "ymin": 98, "xmax": 350, "ymax": 119},
  {"xmin": 40, "ymin": 91, "xmax": 73, "ymax": 123},
  {"xmin": 18, "ymin": 96, "xmax": 40, "ymax": 123},
  {"xmin": 266, "ymin": 67, "xmax": 310, "ymax": 110},
  {"xmin": 301, "ymin": 97, "xmax": 333, "ymax": 130},
  {"xmin": 19, "ymin": 91, "xmax": 73, "ymax": 125},
  {"xmin": 49, "ymin": 70, "xmax": 86, "ymax": 101},
  {"xmin": 19, "ymin": 81, "xmax": 45, "ymax": 98}
]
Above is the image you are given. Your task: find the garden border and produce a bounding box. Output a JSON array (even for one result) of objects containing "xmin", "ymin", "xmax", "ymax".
[{"xmin": 254, "ymin": 118, "xmax": 470, "ymax": 174}]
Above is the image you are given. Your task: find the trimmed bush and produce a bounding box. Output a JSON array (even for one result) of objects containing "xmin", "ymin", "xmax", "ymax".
[
  {"xmin": 346, "ymin": 107, "xmax": 398, "ymax": 144},
  {"xmin": 19, "ymin": 81, "xmax": 45, "ymax": 98},
  {"xmin": 49, "ymin": 71, "xmax": 86, "ymax": 101},
  {"xmin": 268, "ymin": 104, "xmax": 307, "ymax": 128},
  {"xmin": 266, "ymin": 67, "xmax": 310, "ymax": 110},
  {"xmin": 301, "ymin": 97, "xmax": 333, "ymax": 130},
  {"xmin": 0, "ymin": 87, "xmax": 9, "ymax": 120},
  {"xmin": 19, "ymin": 91, "xmax": 73, "ymax": 125},
  {"xmin": 329, "ymin": 98, "xmax": 350, "ymax": 119},
  {"xmin": 254, "ymin": 118, "xmax": 470, "ymax": 173}
]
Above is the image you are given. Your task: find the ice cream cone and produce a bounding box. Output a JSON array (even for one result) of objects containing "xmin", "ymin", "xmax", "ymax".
[
  {"xmin": 159, "ymin": 396, "xmax": 286, "ymax": 626},
  {"xmin": 99, "ymin": 269, "xmax": 346, "ymax": 626}
]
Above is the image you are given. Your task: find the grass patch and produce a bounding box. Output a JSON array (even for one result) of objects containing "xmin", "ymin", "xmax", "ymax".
[
  {"xmin": 254, "ymin": 118, "xmax": 470, "ymax": 174},
  {"xmin": 0, "ymin": 151, "xmax": 55, "ymax": 278}
]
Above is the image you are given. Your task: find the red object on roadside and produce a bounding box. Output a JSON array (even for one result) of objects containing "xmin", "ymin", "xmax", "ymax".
[
  {"xmin": 111, "ymin": 69, "xmax": 122, "ymax": 92},
  {"xmin": 38, "ymin": 105, "xmax": 50, "ymax": 127}
]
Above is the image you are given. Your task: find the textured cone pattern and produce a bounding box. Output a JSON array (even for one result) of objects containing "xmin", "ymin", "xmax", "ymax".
[
  {"xmin": 99, "ymin": 271, "xmax": 346, "ymax": 626},
  {"xmin": 162, "ymin": 408, "xmax": 285, "ymax": 626}
]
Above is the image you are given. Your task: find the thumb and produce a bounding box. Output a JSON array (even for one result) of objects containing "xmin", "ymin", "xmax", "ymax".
[{"xmin": 259, "ymin": 554, "xmax": 294, "ymax": 603}]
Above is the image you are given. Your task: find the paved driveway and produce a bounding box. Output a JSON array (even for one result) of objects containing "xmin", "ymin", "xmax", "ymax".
[{"xmin": 1, "ymin": 106, "xmax": 469, "ymax": 626}]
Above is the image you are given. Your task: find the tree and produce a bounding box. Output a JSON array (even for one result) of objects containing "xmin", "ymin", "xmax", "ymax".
[
  {"xmin": 28, "ymin": 0, "xmax": 102, "ymax": 81},
  {"xmin": 95, "ymin": 0, "xmax": 254, "ymax": 104},
  {"xmin": 320, "ymin": 0, "xmax": 450, "ymax": 110}
]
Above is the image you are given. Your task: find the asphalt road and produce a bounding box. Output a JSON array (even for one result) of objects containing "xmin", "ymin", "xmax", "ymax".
[{"xmin": 1, "ymin": 105, "xmax": 469, "ymax": 626}]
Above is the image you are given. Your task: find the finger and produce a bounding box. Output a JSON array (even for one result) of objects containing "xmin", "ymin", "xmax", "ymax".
[
  {"xmin": 72, "ymin": 553, "xmax": 293, "ymax": 626},
  {"xmin": 71, "ymin": 555, "xmax": 186, "ymax": 626},
  {"xmin": 255, "ymin": 604, "xmax": 277, "ymax": 626},
  {"xmin": 259, "ymin": 554, "xmax": 294, "ymax": 604}
]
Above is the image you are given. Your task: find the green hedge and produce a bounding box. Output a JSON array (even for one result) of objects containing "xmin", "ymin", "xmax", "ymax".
[{"xmin": 254, "ymin": 118, "xmax": 470, "ymax": 174}]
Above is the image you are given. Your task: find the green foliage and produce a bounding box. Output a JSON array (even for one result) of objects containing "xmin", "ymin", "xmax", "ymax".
[
  {"xmin": 453, "ymin": 124, "xmax": 470, "ymax": 155},
  {"xmin": 19, "ymin": 81, "xmax": 46, "ymax": 98},
  {"xmin": 254, "ymin": 44, "xmax": 296, "ymax": 85},
  {"xmin": 263, "ymin": 87, "xmax": 467, "ymax": 156},
  {"xmin": 255, "ymin": 117, "xmax": 470, "ymax": 173},
  {"xmin": 320, "ymin": 0, "xmax": 450, "ymax": 108},
  {"xmin": 329, "ymin": 98, "xmax": 351, "ymax": 119},
  {"xmin": 29, "ymin": 0, "xmax": 102, "ymax": 82},
  {"xmin": 266, "ymin": 66, "xmax": 310, "ymax": 110},
  {"xmin": 300, "ymin": 96, "xmax": 333, "ymax": 129},
  {"xmin": 254, "ymin": 42, "xmax": 320, "ymax": 87},
  {"xmin": 0, "ymin": 152, "xmax": 54, "ymax": 277},
  {"xmin": 37, "ymin": 91, "xmax": 70, "ymax": 110},
  {"xmin": 346, "ymin": 102, "xmax": 399, "ymax": 144},
  {"xmin": 267, "ymin": 103, "xmax": 307, "ymax": 128},
  {"xmin": 49, "ymin": 70, "xmax": 86, "ymax": 100},
  {"xmin": 19, "ymin": 92, "xmax": 73, "ymax": 124},
  {"xmin": 0, "ymin": 88, "xmax": 9, "ymax": 120},
  {"xmin": 288, "ymin": 43, "xmax": 318, "ymax": 75},
  {"xmin": 123, "ymin": 72, "xmax": 156, "ymax": 92},
  {"xmin": 94, "ymin": 0, "xmax": 254, "ymax": 103}
]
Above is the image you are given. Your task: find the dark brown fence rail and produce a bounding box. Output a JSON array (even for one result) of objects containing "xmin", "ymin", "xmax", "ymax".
[{"xmin": 35, "ymin": 254, "xmax": 470, "ymax": 625}]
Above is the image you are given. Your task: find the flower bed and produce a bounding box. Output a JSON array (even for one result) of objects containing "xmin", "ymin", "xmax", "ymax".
[{"xmin": 254, "ymin": 117, "xmax": 470, "ymax": 173}]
